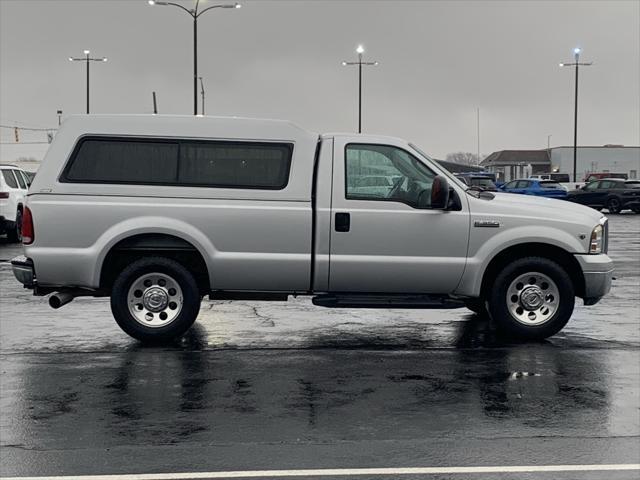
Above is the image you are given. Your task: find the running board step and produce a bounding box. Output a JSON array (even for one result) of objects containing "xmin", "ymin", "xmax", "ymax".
[{"xmin": 312, "ymin": 294, "xmax": 464, "ymax": 309}]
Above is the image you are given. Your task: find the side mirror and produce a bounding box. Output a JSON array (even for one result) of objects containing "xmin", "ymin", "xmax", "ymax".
[{"xmin": 431, "ymin": 175, "xmax": 450, "ymax": 209}]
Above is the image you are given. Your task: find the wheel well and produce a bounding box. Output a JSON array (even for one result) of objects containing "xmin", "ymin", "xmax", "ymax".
[
  {"xmin": 480, "ymin": 243, "xmax": 585, "ymax": 298},
  {"xmin": 100, "ymin": 233, "xmax": 210, "ymax": 293}
]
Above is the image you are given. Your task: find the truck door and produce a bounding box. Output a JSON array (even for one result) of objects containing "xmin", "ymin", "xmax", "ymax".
[{"xmin": 328, "ymin": 139, "xmax": 469, "ymax": 294}]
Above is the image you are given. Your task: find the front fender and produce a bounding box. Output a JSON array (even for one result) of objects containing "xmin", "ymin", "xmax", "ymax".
[{"xmin": 455, "ymin": 224, "xmax": 585, "ymax": 297}]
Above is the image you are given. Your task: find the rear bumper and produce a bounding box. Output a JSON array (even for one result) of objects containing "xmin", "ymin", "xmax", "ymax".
[
  {"xmin": 11, "ymin": 255, "xmax": 35, "ymax": 288},
  {"xmin": 574, "ymin": 253, "xmax": 614, "ymax": 305}
]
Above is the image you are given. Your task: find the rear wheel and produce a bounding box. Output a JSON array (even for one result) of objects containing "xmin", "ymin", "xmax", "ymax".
[
  {"xmin": 488, "ymin": 257, "xmax": 574, "ymax": 340},
  {"xmin": 110, "ymin": 257, "xmax": 201, "ymax": 343},
  {"xmin": 606, "ymin": 197, "xmax": 622, "ymax": 214},
  {"xmin": 7, "ymin": 210, "xmax": 21, "ymax": 243}
]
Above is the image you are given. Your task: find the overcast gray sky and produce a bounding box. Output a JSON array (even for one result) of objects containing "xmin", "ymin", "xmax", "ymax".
[{"xmin": 1, "ymin": 0, "xmax": 639, "ymax": 162}]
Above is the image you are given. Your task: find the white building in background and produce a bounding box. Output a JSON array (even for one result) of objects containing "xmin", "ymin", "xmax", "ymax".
[
  {"xmin": 550, "ymin": 146, "xmax": 639, "ymax": 180},
  {"xmin": 482, "ymin": 145, "xmax": 640, "ymax": 182}
]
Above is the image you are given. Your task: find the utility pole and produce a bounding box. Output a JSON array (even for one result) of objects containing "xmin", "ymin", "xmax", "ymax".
[
  {"xmin": 476, "ymin": 107, "xmax": 480, "ymax": 165},
  {"xmin": 342, "ymin": 45, "xmax": 379, "ymax": 133},
  {"xmin": 68, "ymin": 50, "xmax": 108, "ymax": 114},
  {"xmin": 152, "ymin": 92, "xmax": 158, "ymax": 114},
  {"xmin": 57, "ymin": 110, "xmax": 63, "ymax": 126},
  {"xmin": 560, "ymin": 47, "xmax": 592, "ymax": 182}
]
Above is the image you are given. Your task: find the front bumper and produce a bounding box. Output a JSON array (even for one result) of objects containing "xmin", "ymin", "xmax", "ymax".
[
  {"xmin": 574, "ymin": 253, "xmax": 614, "ymax": 305},
  {"xmin": 11, "ymin": 255, "xmax": 35, "ymax": 288}
]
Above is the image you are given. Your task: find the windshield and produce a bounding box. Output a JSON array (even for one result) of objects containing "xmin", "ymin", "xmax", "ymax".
[
  {"xmin": 408, "ymin": 143, "xmax": 468, "ymax": 189},
  {"xmin": 470, "ymin": 178, "xmax": 496, "ymax": 188}
]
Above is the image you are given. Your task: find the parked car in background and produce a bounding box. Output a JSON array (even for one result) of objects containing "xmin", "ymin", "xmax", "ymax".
[
  {"xmin": 0, "ymin": 164, "xmax": 31, "ymax": 242},
  {"xmin": 349, "ymin": 175, "xmax": 395, "ymax": 197},
  {"xmin": 567, "ymin": 179, "xmax": 640, "ymax": 213},
  {"xmin": 583, "ymin": 172, "xmax": 627, "ymax": 183},
  {"xmin": 455, "ymin": 173, "xmax": 498, "ymax": 191},
  {"xmin": 530, "ymin": 173, "xmax": 571, "ymax": 183},
  {"xmin": 499, "ymin": 179, "xmax": 568, "ymax": 199}
]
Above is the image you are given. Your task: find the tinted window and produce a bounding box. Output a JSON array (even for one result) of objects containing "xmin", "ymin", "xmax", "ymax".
[
  {"xmin": 625, "ymin": 181, "xmax": 640, "ymax": 189},
  {"xmin": 504, "ymin": 181, "xmax": 517, "ymax": 189},
  {"xmin": 345, "ymin": 144, "xmax": 436, "ymax": 208},
  {"xmin": 1, "ymin": 169, "xmax": 18, "ymax": 188},
  {"xmin": 65, "ymin": 139, "xmax": 179, "ymax": 184},
  {"xmin": 599, "ymin": 181, "xmax": 616, "ymax": 189},
  {"xmin": 584, "ymin": 181, "xmax": 599, "ymax": 191},
  {"xmin": 178, "ymin": 142, "xmax": 292, "ymax": 189},
  {"xmin": 20, "ymin": 171, "xmax": 32, "ymax": 187},
  {"xmin": 516, "ymin": 180, "xmax": 530, "ymax": 188},
  {"xmin": 63, "ymin": 137, "xmax": 293, "ymax": 189},
  {"xmin": 13, "ymin": 170, "xmax": 27, "ymax": 189}
]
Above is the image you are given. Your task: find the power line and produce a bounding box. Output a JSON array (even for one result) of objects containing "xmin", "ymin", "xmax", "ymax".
[{"xmin": 0, "ymin": 124, "xmax": 57, "ymax": 132}]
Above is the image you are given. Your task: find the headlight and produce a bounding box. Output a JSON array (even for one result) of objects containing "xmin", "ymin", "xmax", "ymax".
[{"xmin": 590, "ymin": 224, "xmax": 603, "ymax": 254}]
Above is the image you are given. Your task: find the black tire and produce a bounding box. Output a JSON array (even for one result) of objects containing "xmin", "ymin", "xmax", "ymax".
[
  {"xmin": 488, "ymin": 256, "xmax": 575, "ymax": 340},
  {"xmin": 7, "ymin": 210, "xmax": 21, "ymax": 243},
  {"xmin": 110, "ymin": 256, "xmax": 201, "ymax": 343},
  {"xmin": 606, "ymin": 197, "xmax": 622, "ymax": 214},
  {"xmin": 632, "ymin": 207, "xmax": 640, "ymax": 214}
]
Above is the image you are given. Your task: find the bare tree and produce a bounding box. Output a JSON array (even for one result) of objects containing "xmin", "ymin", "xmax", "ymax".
[{"xmin": 445, "ymin": 152, "xmax": 483, "ymax": 165}]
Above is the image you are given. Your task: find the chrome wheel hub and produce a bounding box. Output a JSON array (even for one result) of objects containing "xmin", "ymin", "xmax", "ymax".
[
  {"xmin": 127, "ymin": 273, "xmax": 183, "ymax": 328},
  {"xmin": 506, "ymin": 272, "xmax": 559, "ymax": 326},
  {"xmin": 143, "ymin": 287, "xmax": 168, "ymax": 312}
]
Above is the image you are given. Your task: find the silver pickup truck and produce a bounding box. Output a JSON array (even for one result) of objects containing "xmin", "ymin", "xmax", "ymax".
[{"xmin": 12, "ymin": 115, "xmax": 614, "ymax": 342}]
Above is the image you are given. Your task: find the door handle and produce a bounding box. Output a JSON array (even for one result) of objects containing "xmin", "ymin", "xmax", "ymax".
[{"xmin": 335, "ymin": 212, "xmax": 350, "ymax": 232}]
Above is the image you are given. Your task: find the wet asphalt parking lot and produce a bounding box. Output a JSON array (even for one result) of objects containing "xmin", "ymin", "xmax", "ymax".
[{"xmin": 0, "ymin": 214, "xmax": 638, "ymax": 480}]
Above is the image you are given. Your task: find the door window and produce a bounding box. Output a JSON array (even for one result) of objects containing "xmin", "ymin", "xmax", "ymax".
[
  {"xmin": 13, "ymin": 170, "xmax": 26, "ymax": 189},
  {"xmin": 504, "ymin": 181, "xmax": 518, "ymax": 189},
  {"xmin": 583, "ymin": 181, "xmax": 599, "ymax": 191},
  {"xmin": 1, "ymin": 170, "xmax": 18, "ymax": 189},
  {"xmin": 516, "ymin": 180, "xmax": 531, "ymax": 188},
  {"xmin": 345, "ymin": 144, "xmax": 436, "ymax": 208}
]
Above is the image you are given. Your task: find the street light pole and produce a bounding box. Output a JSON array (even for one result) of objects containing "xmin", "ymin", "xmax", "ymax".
[
  {"xmin": 148, "ymin": 0, "xmax": 241, "ymax": 116},
  {"xmin": 560, "ymin": 47, "xmax": 592, "ymax": 182},
  {"xmin": 68, "ymin": 50, "xmax": 107, "ymax": 114},
  {"xmin": 342, "ymin": 45, "xmax": 378, "ymax": 133}
]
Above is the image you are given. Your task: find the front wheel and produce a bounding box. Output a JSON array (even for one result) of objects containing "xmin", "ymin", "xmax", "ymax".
[
  {"xmin": 606, "ymin": 197, "xmax": 622, "ymax": 214},
  {"xmin": 488, "ymin": 257, "xmax": 575, "ymax": 340},
  {"xmin": 110, "ymin": 257, "xmax": 201, "ymax": 343}
]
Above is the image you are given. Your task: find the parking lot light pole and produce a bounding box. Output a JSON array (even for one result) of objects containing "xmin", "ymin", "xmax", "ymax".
[
  {"xmin": 148, "ymin": 0, "xmax": 241, "ymax": 116},
  {"xmin": 560, "ymin": 47, "xmax": 592, "ymax": 182},
  {"xmin": 342, "ymin": 45, "xmax": 378, "ymax": 133},
  {"xmin": 68, "ymin": 50, "xmax": 108, "ymax": 114}
]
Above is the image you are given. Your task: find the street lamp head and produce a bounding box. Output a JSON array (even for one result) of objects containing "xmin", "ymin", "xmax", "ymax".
[
  {"xmin": 573, "ymin": 47, "xmax": 581, "ymax": 54},
  {"xmin": 235, "ymin": 3, "xmax": 242, "ymax": 8},
  {"xmin": 68, "ymin": 57, "xmax": 74, "ymax": 62},
  {"xmin": 83, "ymin": 49, "xmax": 90, "ymax": 55},
  {"xmin": 373, "ymin": 61, "xmax": 379, "ymax": 66},
  {"xmin": 102, "ymin": 58, "xmax": 108, "ymax": 62},
  {"xmin": 356, "ymin": 45, "xmax": 365, "ymax": 54},
  {"xmin": 341, "ymin": 61, "xmax": 347, "ymax": 66},
  {"xmin": 559, "ymin": 63, "xmax": 564, "ymax": 67},
  {"xmin": 148, "ymin": 0, "xmax": 154, "ymax": 4}
]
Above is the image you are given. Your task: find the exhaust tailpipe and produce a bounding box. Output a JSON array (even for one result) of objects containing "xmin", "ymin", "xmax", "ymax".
[{"xmin": 49, "ymin": 292, "xmax": 75, "ymax": 309}]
